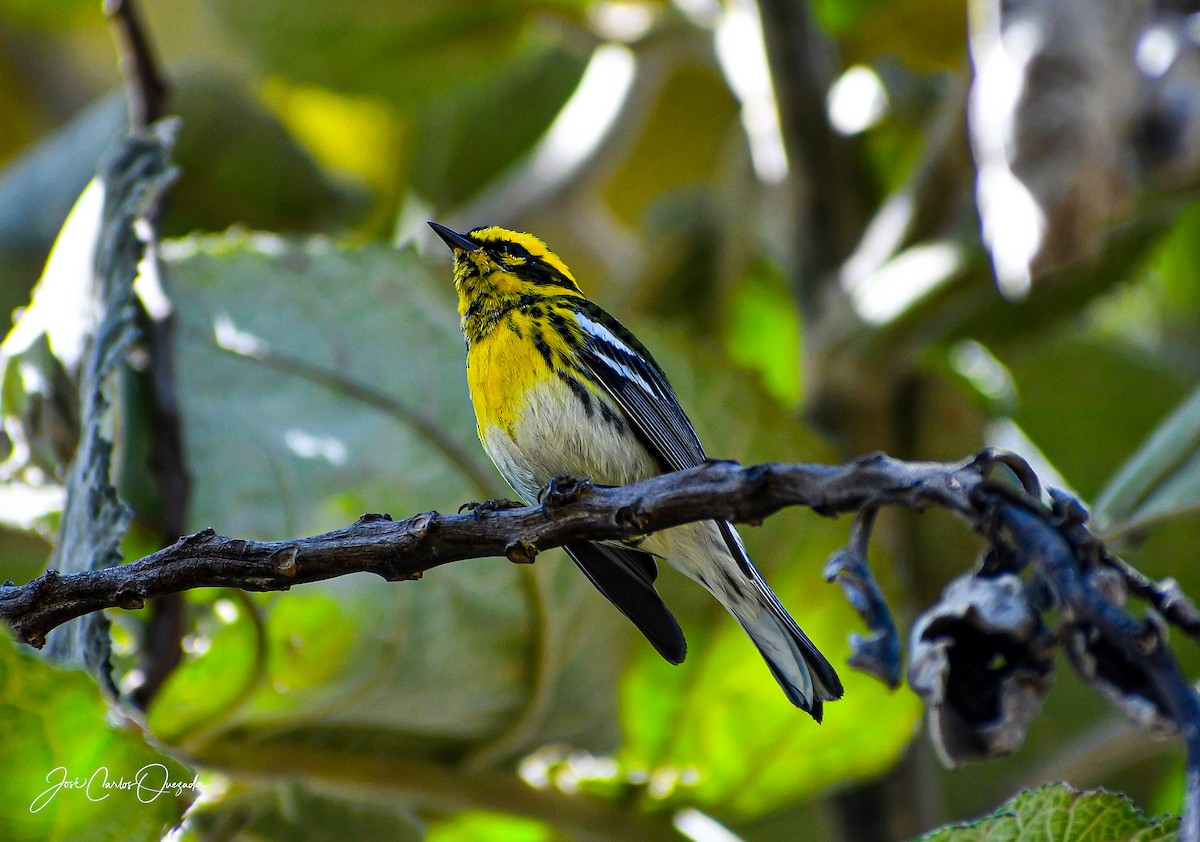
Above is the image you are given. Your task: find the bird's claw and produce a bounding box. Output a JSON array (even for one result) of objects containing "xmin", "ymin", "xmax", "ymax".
[
  {"xmin": 539, "ymin": 474, "xmax": 595, "ymax": 517},
  {"xmin": 458, "ymin": 498, "xmax": 525, "ymax": 520}
]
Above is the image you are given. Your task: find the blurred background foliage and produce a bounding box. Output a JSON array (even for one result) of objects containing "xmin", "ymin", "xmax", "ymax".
[{"xmin": 0, "ymin": 1, "xmax": 1198, "ymax": 841}]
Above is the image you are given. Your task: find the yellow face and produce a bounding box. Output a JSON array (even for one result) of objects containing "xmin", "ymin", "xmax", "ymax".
[
  {"xmin": 447, "ymin": 226, "xmax": 583, "ymax": 309},
  {"xmin": 463, "ymin": 227, "xmax": 578, "ymax": 285}
]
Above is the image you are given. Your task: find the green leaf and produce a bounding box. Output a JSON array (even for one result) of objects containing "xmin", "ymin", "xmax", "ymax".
[
  {"xmin": 917, "ymin": 784, "xmax": 1178, "ymax": 842},
  {"xmin": 408, "ymin": 43, "xmax": 589, "ymax": 208},
  {"xmin": 427, "ymin": 811, "xmax": 555, "ymax": 842},
  {"xmin": 1001, "ymin": 335, "xmax": 1192, "ymax": 501},
  {"xmin": 0, "ymin": 634, "xmax": 191, "ymax": 842},
  {"xmin": 1094, "ymin": 383, "xmax": 1200, "ymax": 537},
  {"xmin": 722, "ymin": 258, "xmax": 802, "ymax": 408}
]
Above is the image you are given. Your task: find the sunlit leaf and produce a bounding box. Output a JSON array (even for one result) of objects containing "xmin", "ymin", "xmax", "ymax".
[
  {"xmin": 427, "ymin": 811, "xmax": 555, "ymax": 842},
  {"xmin": 918, "ymin": 783, "xmax": 1178, "ymax": 841},
  {"xmin": 723, "ymin": 258, "xmax": 802, "ymax": 407},
  {"xmin": 0, "ymin": 635, "xmax": 190, "ymax": 842}
]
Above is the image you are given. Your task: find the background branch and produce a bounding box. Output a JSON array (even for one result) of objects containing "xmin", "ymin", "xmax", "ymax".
[{"xmin": 104, "ymin": 0, "xmax": 190, "ymax": 708}]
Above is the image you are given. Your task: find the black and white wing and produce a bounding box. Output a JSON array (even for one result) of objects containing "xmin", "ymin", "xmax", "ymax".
[
  {"xmin": 571, "ymin": 300, "xmax": 755, "ymax": 579},
  {"xmin": 570, "ymin": 301, "xmax": 706, "ymax": 472}
]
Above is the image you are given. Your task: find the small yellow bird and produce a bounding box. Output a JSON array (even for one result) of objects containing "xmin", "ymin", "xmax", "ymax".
[{"xmin": 430, "ymin": 222, "xmax": 842, "ymax": 720}]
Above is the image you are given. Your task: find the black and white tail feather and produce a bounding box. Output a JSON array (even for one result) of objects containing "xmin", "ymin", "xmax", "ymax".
[{"xmin": 565, "ymin": 297, "xmax": 843, "ymax": 721}]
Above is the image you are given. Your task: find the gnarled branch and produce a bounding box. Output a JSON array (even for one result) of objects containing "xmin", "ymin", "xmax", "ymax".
[{"xmin": 0, "ymin": 453, "xmax": 973, "ymax": 647}]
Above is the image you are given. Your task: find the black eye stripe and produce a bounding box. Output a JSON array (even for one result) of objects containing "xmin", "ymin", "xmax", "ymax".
[{"xmin": 493, "ymin": 242, "xmax": 533, "ymax": 261}]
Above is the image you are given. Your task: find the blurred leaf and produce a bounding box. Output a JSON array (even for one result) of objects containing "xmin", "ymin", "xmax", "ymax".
[
  {"xmin": 0, "ymin": 635, "xmax": 191, "ymax": 842},
  {"xmin": 1128, "ymin": 200, "xmax": 1200, "ymax": 334},
  {"xmin": 0, "ymin": 527, "xmax": 49, "ymax": 590},
  {"xmin": 0, "ymin": 75, "xmax": 356, "ymax": 282},
  {"xmin": 722, "ymin": 257, "xmax": 802, "ymax": 408},
  {"xmin": 146, "ymin": 592, "xmax": 264, "ymax": 744},
  {"xmin": 260, "ymin": 79, "xmax": 405, "ymax": 233},
  {"xmin": 209, "ymin": 3, "xmax": 593, "ymax": 210},
  {"xmin": 166, "ymin": 72, "xmax": 362, "ymax": 236},
  {"xmin": 617, "ymin": 327, "xmax": 922, "ymax": 816},
  {"xmin": 603, "ymin": 61, "xmax": 739, "ymax": 227},
  {"xmin": 0, "ymin": 96, "xmax": 123, "ymax": 280},
  {"xmin": 813, "ymin": 0, "xmax": 966, "ymax": 71},
  {"xmin": 427, "ymin": 811, "xmax": 556, "ymax": 842},
  {"xmin": 153, "ymin": 233, "xmax": 628, "ymax": 769},
  {"xmin": 409, "ymin": 43, "xmax": 589, "ymax": 208},
  {"xmin": 1094, "ymin": 384, "xmax": 1200, "ymax": 536},
  {"xmin": 0, "ymin": 0, "xmax": 95, "ymax": 30},
  {"xmin": 917, "ymin": 783, "xmax": 1178, "ymax": 841},
  {"xmin": 178, "ymin": 780, "xmax": 422, "ymax": 842},
  {"xmin": 205, "ymin": 0, "xmax": 588, "ymax": 108},
  {"xmin": 1000, "ymin": 335, "xmax": 1192, "ymax": 501}
]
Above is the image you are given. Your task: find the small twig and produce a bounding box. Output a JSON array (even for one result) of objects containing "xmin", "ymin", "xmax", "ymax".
[
  {"xmin": 1106, "ymin": 555, "xmax": 1200, "ymax": 644},
  {"xmin": 104, "ymin": 0, "xmax": 168, "ymax": 130},
  {"xmin": 824, "ymin": 506, "xmax": 902, "ymax": 687}
]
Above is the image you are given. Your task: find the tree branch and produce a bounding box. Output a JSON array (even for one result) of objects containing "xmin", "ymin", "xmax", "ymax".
[{"xmin": 0, "ymin": 454, "xmax": 975, "ymax": 647}]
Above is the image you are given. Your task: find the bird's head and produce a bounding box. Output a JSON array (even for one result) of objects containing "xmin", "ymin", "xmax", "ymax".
[{"xmin": 428, "ymin": 222, "xmax": 583, "ymax": 301}]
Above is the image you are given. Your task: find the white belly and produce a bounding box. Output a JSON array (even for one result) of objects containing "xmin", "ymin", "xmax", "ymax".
[{"xmin": 480, "ymin": 379, "xmax": 658, "ymax": 504}]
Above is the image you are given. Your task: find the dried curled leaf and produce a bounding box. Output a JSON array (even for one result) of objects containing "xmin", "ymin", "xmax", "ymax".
[{"xmin": 909, "ymin": 573, "xmax": 1055, "ymax": 767}]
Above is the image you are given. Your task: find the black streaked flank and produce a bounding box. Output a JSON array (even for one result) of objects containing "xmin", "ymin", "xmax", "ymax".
[
  {"xmin": 559, "ymin": 371, "xmax": 594, "ymax": 417},
  {"xmin": 599, "ymin": 402, "xmax": 626, "ymax": 435},
  {"xmin": 532, "ymin": 328, "xmax": 554, "ymax": 367}
]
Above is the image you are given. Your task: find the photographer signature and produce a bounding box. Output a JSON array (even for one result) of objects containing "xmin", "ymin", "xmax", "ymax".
[{"xmin": 30, "ymin": 764, "xmax": 199, "ymax": 813}]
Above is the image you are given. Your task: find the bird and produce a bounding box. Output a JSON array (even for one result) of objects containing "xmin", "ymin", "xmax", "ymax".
[{"xmin": 429, "ymin": 221, "xmax": 843, "ymax": 721}]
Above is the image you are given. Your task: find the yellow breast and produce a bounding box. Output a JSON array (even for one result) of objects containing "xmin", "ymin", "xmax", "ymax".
[{"xmin": 466, "ymin": 308, "xmax": 576, "ymax": 439}]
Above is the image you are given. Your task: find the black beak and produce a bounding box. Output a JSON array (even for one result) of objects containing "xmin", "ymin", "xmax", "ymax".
[{"xmin": 428, "ymin": 221, "xmax": 476, "ymax": 252}]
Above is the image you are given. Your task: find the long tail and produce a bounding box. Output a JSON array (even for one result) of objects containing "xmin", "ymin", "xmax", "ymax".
[{"xmin": 715, "ymin": 523, "xmax": 843, "ymax": 722}]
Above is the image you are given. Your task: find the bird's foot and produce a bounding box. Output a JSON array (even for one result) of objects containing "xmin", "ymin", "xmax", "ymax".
[
  {"xmin": 458, "ymin": 498, "xmax": 526, "ymax": 520},
  {"xmin": 539, "ymin": 474, "xmax": 595, "ymax": 517}
]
